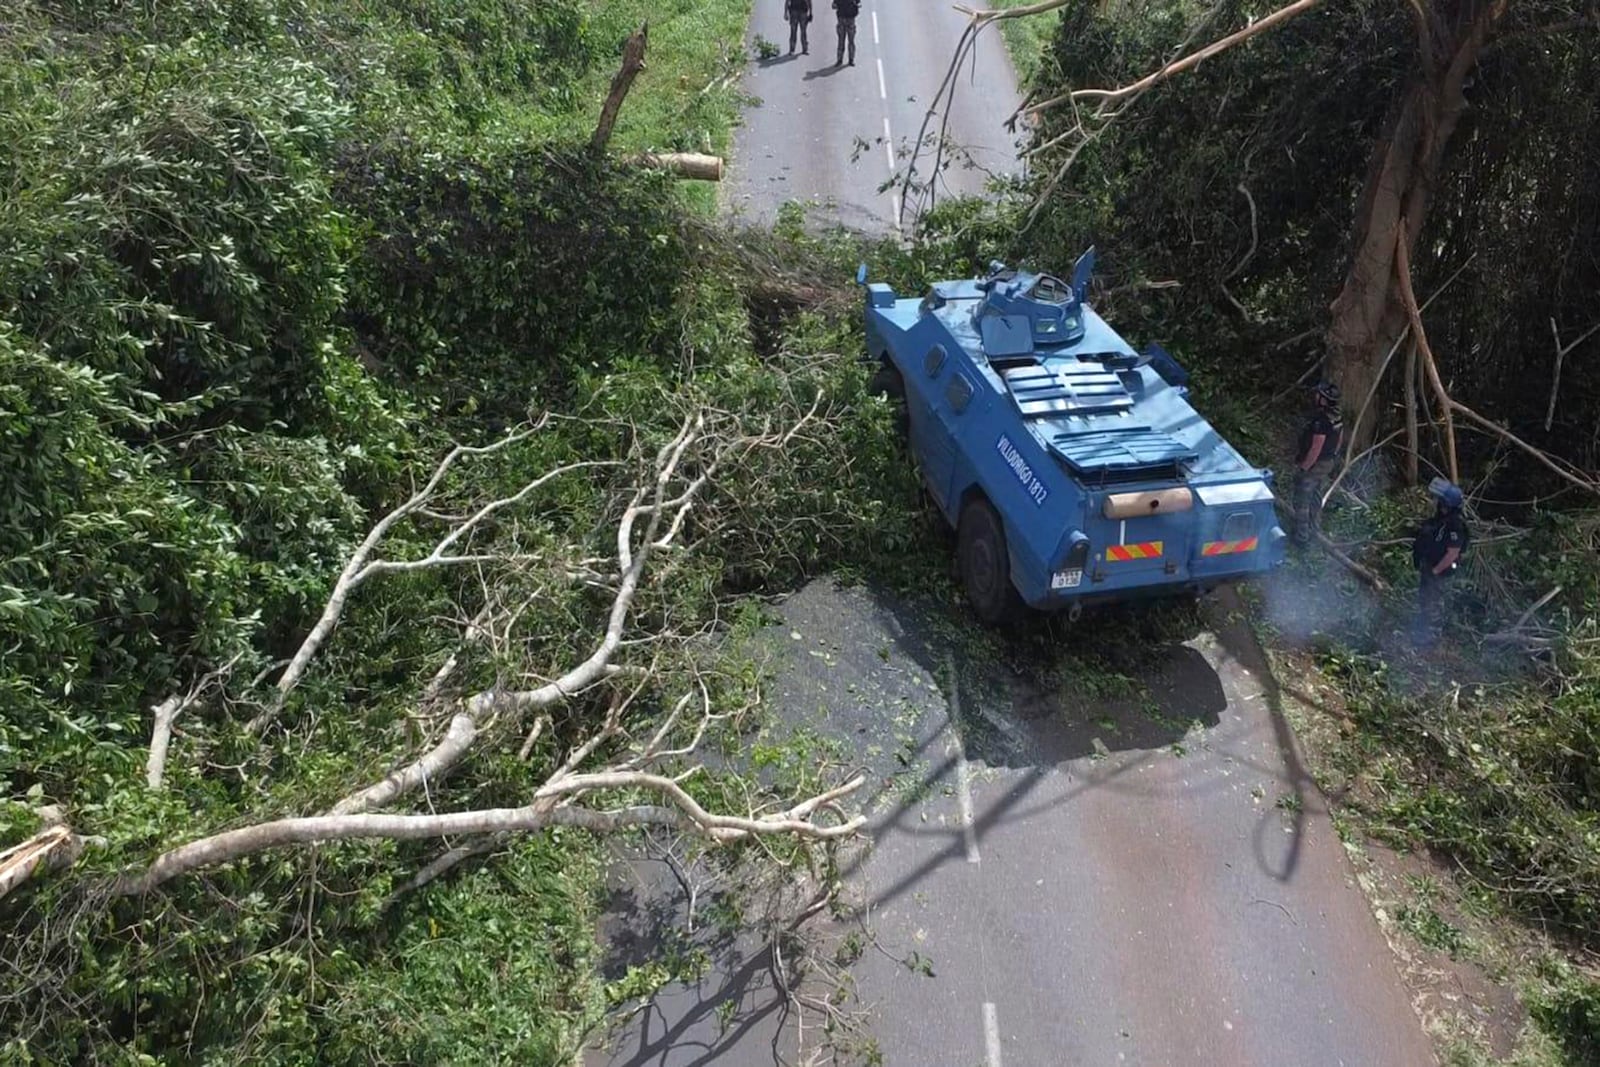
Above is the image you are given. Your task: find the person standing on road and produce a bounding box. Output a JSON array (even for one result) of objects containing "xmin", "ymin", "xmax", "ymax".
[
  {"xmin": 785, "ymin": 0, "xmax": 812, "ymax": 54},
  {"xmin": 1292, "ymin": 381, "xmax": 1344, "ymax": 547},
  {"xmin": 1411, "ymin": 479, "xmax": 1469, "ymax": 647},
  {"xmin": 833, "ymin": 0, "xmax": 859, "ymax": 66}
]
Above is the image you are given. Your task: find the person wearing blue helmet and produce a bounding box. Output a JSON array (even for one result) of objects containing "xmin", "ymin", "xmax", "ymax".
[{"xmin": 1411, "ymin": 478, "xmax": 1469, "ymax": 646}]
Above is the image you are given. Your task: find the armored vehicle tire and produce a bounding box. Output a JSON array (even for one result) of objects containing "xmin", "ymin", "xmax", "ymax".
[
  {"xmin": 867, "ymin": 359, "xmax": 908, "ymax": 435},
  {"xmin": 957, "ymin": 498, "xmax": 1025, "ymax": 625}
]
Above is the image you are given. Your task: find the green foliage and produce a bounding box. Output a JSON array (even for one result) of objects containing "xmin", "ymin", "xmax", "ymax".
[
  {"xmin": 1016, "ymin": 0, "xmax": 1600, "ymax": 473},
  {"xmin": 988, "ymin": 0, "xmax": 1059, "ymax": 86},
  {"xmin": 341, "ymin": 148, "xmax": 690, "ymax": 421},
  {"xmin": 0, "ymin": 329, "xmax": 256, "ymax": 801},
  {"xmin": 315, "ymin": 837, "xmax": 608, "ymax": 1065},
  {"xmin": 1532, "ymin": 958, "xmax": 1600, "ymax": 1066},
  {"xmin": 0, "ymin": 1, "xmax": 948, "ymax": 1061}
]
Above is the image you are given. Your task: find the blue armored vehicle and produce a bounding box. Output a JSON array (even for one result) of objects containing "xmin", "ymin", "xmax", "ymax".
[{"xmin": 861, "ymin": 253, "xmax": 1286, "ymax": 622}]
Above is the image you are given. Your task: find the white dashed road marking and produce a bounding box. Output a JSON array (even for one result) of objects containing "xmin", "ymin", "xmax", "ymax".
[
  {"xmin": 873, "ymin": 6, "xmax": 897, "ymax": 230},
  {"xmin": 984, "ymin": 1002, "xmax": 1003, "ymax": 1067}
]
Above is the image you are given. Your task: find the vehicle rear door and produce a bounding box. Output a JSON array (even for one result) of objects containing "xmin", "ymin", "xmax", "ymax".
[{"xmin": 1097, "ymin": 487, "xmax": 1192, "ymax": 579}]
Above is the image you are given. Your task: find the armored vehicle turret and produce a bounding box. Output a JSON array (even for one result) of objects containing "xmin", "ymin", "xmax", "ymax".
[{"xmin": 861, "ymin": 253, "xmax": 1286, "ymax": 622}]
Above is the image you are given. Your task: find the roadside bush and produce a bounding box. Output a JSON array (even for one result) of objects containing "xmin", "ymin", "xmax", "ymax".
[
  {"xmin": 0, "ymin": 330, "xmax": 255, "ymax": 801},
  {"xmin": 340, "ymin": 148, "xmax": 691, "ymax": 421},
  {"xmin": 1533, "ymin": 959, "xmax": 1600, "ymax": 1066},
  {"xmin": 0, "ymin": 2, "xmax": 922, "ymax": 1062}
]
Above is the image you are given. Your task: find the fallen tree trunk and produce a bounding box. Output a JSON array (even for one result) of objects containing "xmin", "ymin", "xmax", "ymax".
[
  {"xmin": 0, "ymin": 811, "xmax": 89, "ymax": 903},
  {"xmin": 625, "ymin": 151, "xmax": 723, "ymax": 182},
  {"xmin": 587, "ymin": 25, "xmax": 722, "ymax": 181}
]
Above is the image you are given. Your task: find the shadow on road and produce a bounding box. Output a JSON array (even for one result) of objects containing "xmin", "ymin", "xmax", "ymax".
[
  {"xmin": 595, "ymin": 942, "xmax": 791, "ymax": 1067},
  {"xmin": 587, "ymin": 851, "xmax": 816, "ymax": 1067},
  {"xmin": 587, "ymin": 579, "xmax": 1322, "ymax": 1063},
  {"xmin": 1215, "ymin": 598, "xmax": 1317, "ymax": 883},
  {"xmin": 871, "ymin": 585, "xmax": 1225, "ymax": 769},
  {"xmin": 801, "ymin": 64, "xmax": 848, "ymax": 80},
  {"xmin": 756, "ymin": 52, "xmax": 804, "ymax": 68},
  {"xmin": 768, "ymin": 579, "xmax": 1322, "ymax": 898}
]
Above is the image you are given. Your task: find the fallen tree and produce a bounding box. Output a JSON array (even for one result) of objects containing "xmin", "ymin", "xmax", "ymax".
[{"xmin": 7, "ymin": 404, "xmax": 865, "ymax": 905}]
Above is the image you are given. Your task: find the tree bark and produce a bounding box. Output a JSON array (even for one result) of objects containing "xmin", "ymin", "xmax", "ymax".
[
  {"xmin": 1326, "ymin": 0, "xmax": 1508, "ymax": 447},
  {"xmin": 1395, "ymin": 226, "xmax": 1460, "ymax": 482},
  {"xmin": 114, "ymin": 773, "xmax": 865, "ymax": 896},
  {"xmin": 625, "ymin": 152, "xmax": 724, "ymax": 181},
  {"xmin": 1403, "ymin": 337, "xmax": 1419, "ymax": 486},
  {"xmin": 591, "ymin": 23, "xmax": 649, "ymax": 155}
]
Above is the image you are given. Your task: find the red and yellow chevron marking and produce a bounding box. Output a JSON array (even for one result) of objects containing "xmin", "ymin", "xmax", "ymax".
[
  {"xmin": 1201, "ymin": 537, "xmax": 1259, "ymax": 557},
  {"xmin": 1106, "ymin": 541, "xmax": 1163, "ymax": 562}
]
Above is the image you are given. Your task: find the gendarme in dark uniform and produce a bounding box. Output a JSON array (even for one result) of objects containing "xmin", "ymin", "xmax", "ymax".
[
  {"xmin": 1292, "ymin": 382, "xmax": 1343, "ymax": 546},
  {"xmin": 832, "ymin": 0, "xmax": 859, "ymax": 66},
  {"xmin": 1411, "ymin": 479, "xmax": 1468, "ymax": 646},
  {"xmin": 785, "ymin": 0, "xmax": 812, "ymax": 54}
]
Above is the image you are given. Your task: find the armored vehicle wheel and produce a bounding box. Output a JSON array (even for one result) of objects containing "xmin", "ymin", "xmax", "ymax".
[
  {"xmin": 867, "ymin": 359, "xmax": 907, "ymax": 435},
  {"xmin": 958, "ymin": 498, "xmax": 1024, "ymax": 625}
]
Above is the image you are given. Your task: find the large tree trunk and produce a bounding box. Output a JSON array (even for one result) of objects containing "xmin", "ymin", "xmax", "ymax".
[{"xmin": 1327, "ymin": 0, "xmax": 1508, "ymax": 446}]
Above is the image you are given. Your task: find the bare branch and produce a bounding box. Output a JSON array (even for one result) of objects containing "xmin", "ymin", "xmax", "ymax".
[
  {"xmin": 517, "ymin": 716, "xmax": 549, "ymax": 762},
  {"xmin": 0, "ymin": 827, "xmax": 84, "ymax": 903},
  {"xmin": 1219, "ymin": 183, "xmax": 1260, "ymax": 318},
  {"xmin": 1022, "ymin": 0, "xmax": 1327, "ymax": 114},
  {"xmin": 1398, "ymin": 224, "xmax": 1599, "ymax": 496},
  {"xmin": 327, "ymin": 411, "xmax": 756, "ymax": 818},
  {"xmin": 1500, "ymin": 585, "xmax": 1564, "ymax": 636},
  {"xmin": 385, "ymin": 837, "xmax": 504, "ymax": 906},
  {"xmin": 591, "ymin": 22, "xmax": 648, "ymax": 155},
  {"xmin": 249, "ymin": 422, "xmax": 547, "ymax": 733},
  {"xmin": 331, "ymin": 713, "xmax": 477, "ymax": 816},
  {"xmin": 1546, "ymin": 317, "xmax": 1600, "ymax": 431},
  {"xmin": 146, "ymin": 653, "xmax": 243, "ymax": 788},
  {"xmin": 146, "ymin": 697, "xmax": 183, "ymax": 791},
  {"xmin": 1314, "ymin": 530, "xmax": 1388, "ymax": 591},
  {"xmin": 1395, "ymin": 226, "xmax": 1459, "ymax": 482},
  {"xmin": 419, "ymin": 604, "xmax": 494, "ymax": 704},
  {"xmin": 114, "ymin": 774, "xmax": 866, "ymax": 896}
]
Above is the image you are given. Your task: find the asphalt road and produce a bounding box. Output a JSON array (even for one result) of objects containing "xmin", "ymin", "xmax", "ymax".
[
  {"xmin": 725, "ymin": 0, "xmax": 1020, "ymax": 230},
  {"xmin": 587, "ymin": 3, "xmax": 1434, "ymax": 1062},
  {"xmin": 785, "ymin": 582, "xmax": 1437, "ymax": 1067},
  {"xmin": 588, "ymin": 581, "xmax": 1436, "ymax": 1067}
]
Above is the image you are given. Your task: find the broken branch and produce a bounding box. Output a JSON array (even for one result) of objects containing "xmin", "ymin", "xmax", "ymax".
[
  {"xmin": 249, "ymin": 425, "xmax": 620, "ymax": 734},
  {"xmin": 1394, "ymin": 225, "xmax": 1459, "ymax": 483},
  {"xmin": 1023, "ymin": 0, "xmax": 1327, "ymax": 115},
  {"xmin": 625, "ymin": 152, "xmax": 723, "ymax": 181},
  {"xmin": 114, "ymin": 774, "xmax": 866, "ymax": 896},
  {"xmin": 1315, "ymin": 530, "xmax": 1388, "ymax": 591},
  {"xmin": 591, "ymin": 22, "xmax": 648, "ymax": 155},
  {"xmin": 1397, "ymin": 230, "xmax": 1597, "ymax": 496},
  {"xmin": 1545, "ymin": 318, "xmax": 1600, "ymax": 431}
]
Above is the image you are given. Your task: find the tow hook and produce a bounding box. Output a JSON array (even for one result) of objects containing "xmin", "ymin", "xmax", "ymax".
[{"xmin": 1067, "ymin": 601, "xmax": 1084, "ymax": 624}]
